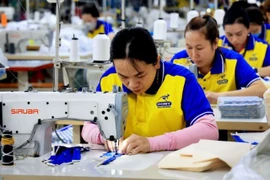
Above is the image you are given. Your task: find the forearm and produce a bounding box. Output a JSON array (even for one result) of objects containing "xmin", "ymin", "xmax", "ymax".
[
  {"xmin": 81, "ymin": 122, "xmax": 104, "ymax": 144},
  {"xmin": 258, "ymin": 66, "xmax": 270, "ymax": 77},
  {"xmin": 147, "ymin": 114, "xmax": 218, "ymax": 151},
  {"xmin": 108, "ymin": 32, "xmax": 115, "ymax": 39},
  {"xmin": 221, "ymin": 80, "xmax": 267, "ymax": 98}
]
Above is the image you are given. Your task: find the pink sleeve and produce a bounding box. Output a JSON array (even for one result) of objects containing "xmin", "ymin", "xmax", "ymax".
[
  {"xmin": 147, "ymin": 114, "xmax": 219, "ymax": 151},
  {"xmin": 81, "ymin": 122, "xmax": 105, "ymax": 144}
]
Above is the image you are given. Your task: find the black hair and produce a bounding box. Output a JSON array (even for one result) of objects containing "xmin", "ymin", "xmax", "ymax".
[
  {"xmin": 184, "ymin": 15, "xmax": 219, "ymax": 45},
  {"xmin": 82, "ymin": 3, "xmax": 100, "ymax": 18},
  {"xmin": 230, "ymin": 1, "xmax": 250, "ymax": 9},
  {"xmin": 246, "ymin": 6, "xmax": 264, "ymax": 25},
  {"xmin": 110, "ymin": 27, "xmax": 158, "ymax": 70},
  {"xmin": 264, "ymin": 0, "xmax": 270, "ymax": 13},
  {"xmin": 223, "ymin": 2, "xmax": 250, "ymax": 29}
]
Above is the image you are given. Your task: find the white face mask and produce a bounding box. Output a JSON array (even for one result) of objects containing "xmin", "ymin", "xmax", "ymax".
[{"xmin": 84, "ymin": 21, "xmax": 97, "ymax": 31}]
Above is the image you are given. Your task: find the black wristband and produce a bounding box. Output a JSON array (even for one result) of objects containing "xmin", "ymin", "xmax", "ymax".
[{"xmin": 254, "ymin": 68, "xmax": 258, "ymax": 73}]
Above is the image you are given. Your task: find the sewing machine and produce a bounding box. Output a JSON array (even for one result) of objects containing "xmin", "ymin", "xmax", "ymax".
[
  {"xmin": 0, "ymin": 30, "xmax": 51, "ymax": 53},
  {"xmin": 0, "ymin": 89, "xmax": 128, "ymax": 157}
]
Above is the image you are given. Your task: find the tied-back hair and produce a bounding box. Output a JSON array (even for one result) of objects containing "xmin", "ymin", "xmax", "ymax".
[
  {"xmin": 82, "ymin": 3, "xmax": 100, "ymax": 18},
  {"xmin": 185, "ymin": 15, "xmax": 219, "ymax": 45},
  {"xmin": 263, "ymin": 0, "xmax": 270, "ymax": 14},
  {"xmin": 246, "ymin": 6, "xmax": 265, "ymax": 26},
  {"xmin": 110, "ymin": 27, "xmax": 158, "ymax": 71},
  {"xmin": 223, "ymin": 2, "xmax": 250, "ymax": 29}
]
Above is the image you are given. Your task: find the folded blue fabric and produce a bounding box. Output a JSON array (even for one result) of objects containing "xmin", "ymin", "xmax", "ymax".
[{"xmin": 43, "ymin": 145, "xmax": 90, "ymax": 166}]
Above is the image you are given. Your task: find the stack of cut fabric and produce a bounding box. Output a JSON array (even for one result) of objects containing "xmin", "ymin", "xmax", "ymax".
[
  {"xmin": 218, "ymin": 96, "xmax": 265, "ymax": 119},
  {"xmin": 158, "ymin": 140, "xmax": 251, "ymax": 172},
  {"xmin": 52, "ymin": 125, "xmax": 73, "ymax": 144}
]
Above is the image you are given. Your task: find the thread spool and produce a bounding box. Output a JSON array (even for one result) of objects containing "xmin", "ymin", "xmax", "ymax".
[
  {"xmin": 187, "ymin": 10, "xmax": 199, "ymax": 23},
  {"xmin": 34, "ymin": 11, "xmax": 40, "ymax": 22},
  {"xmin": 136, "ymin": 21, "xmax": 143, "ymax": 27},
  {"xmin": 70, "ymin": 34, "xmax": 80, "ymax": 62},
  {"xmin": 93, "ymin": 33, "xmax": 110, "ymax": 63},
  {"xmin": 264, "ymin": 88, "xmax": 270, "ymax": 125},
  {"xmin": 153, "ymin": 18, "xmax": 167, "ymax": 41},
  {"xmin": 170, "ymin": 13, "xmax": 179, "ymax": 29},
  {"xmin": 1, "ymin": 130, "xmax": 14, "ymax": 166},
  {"xmin": 214, "ymin": 9, "xmax": 225, "ymax": 26},
  {"xmin": 9, "ymin": 43, "xmax": 15, "ymax": 54},
  {"xmin": 1, "ymin": 13, "xmax": 7, "ymax": 27}
]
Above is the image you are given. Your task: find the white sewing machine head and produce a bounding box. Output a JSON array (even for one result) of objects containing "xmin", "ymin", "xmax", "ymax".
[
  {"xmin": 0, "ymin": 91, "xmax": 128, "ymax": 156},
  {"xmin": 0, "ymin": 30, "xmax": 51, "ymax": 53}
]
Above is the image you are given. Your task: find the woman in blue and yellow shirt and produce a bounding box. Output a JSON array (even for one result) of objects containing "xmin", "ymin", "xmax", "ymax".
[
  {"xmin": 81, "ymin": 3, "xmax": 114, "ymax": 39},
  {"xmin": 82, "ymin": 27, "xmax": 218, "ymax": 155},
  {"xmin": 171, "ymin": 16, "xmax": 267, "ymax": 104},
  {"xmin": 219, "ymin": 3, "xmax": 270, "ymax": 77},
  {"xmin": 246, "ymin": 6, "xmax": 270, "ymax": 44}
]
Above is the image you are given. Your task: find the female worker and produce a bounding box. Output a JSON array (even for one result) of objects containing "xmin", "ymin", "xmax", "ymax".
[
  {"xmin": 219, "ymin": 3, "xmax": 270, "ymax": 77},
  {"xmin": 75, "ymin": 3, "xmax": 114, "ymax": 88},
  {"xmin": 170, "ymin": 15, "xmax": 267, "ymax": 104},
  {"xmin": 246, "ymin": 6, "xmax": 270, "ymax": 44},
  {"xmin": 263, "ymin": 0, "xmax": 270, "ymax": 24},
  {"xmin": 82, "ymin": 27, "xmax": 218, "ymax": 155},
  {"xmin": 81, "ymin": 3, "xmax": 114, "ymax": 39}
]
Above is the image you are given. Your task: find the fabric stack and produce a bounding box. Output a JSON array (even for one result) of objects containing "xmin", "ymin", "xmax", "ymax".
[
  {"xmin": 52, "ymin": 125, "xmax": 73, "ymax": 144},
  {"xmin": 218, "ymin": 96, "xmax": 265, "ymax": 119},
  {"xmin": 158, "ymin": 140, "xmax": 251, "ymax": 172}
]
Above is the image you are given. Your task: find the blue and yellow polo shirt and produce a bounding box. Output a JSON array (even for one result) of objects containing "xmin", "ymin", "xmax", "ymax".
[
  {"xmin": 96, "ymin": 61, "xmax": 213, "ymax": 138},
  {"xmin": 258, "ymin": 24, "xmax": 270, "ymax": 44},
  {"xmin": 218, "ymin": 34, "xmax": 270, "ymax": 69},
  {"xmin": 87, "ymin": 20, "xmax": 113, "ymax": 38},
  {"xmin": 170, "ymin": 48, "xmax": 260, "ymax": 93}
]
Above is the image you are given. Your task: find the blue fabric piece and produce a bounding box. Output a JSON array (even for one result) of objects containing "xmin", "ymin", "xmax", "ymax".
[
  {"xmin": 43, "ymin": 146, "xmax": 90, "ymax": 166},
  {"xmin": 72, "ymin": 147, "xmax": 81, "ymax": 162},
  {"xmin": 97, "ymin": 151, "xmax": 123, "ymax": 166},
  {"xmin": 231, "ymin": 134, "xmax": 259, "ymax": 146},
  {"xmin": 100, "ymin": 151, "xmax": 117, "ymax": 158},
  {"xmin": 47, "ymin": 148, "xmax": 73, "ymax": 166}
]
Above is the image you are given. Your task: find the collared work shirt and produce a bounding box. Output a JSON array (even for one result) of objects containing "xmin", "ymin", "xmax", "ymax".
[
  {"xmin": 170, "ymin": 48, "xmax": 260, "ymax": 93},
  {"xmin": 97, "ymin": 61, "xmax": 213, "ymax": 138}
]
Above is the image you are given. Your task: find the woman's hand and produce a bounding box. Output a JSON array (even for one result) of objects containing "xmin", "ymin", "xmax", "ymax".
[
  {"xmin": 119, "ymin": 134, "xmax": 150, "ymax": 155},
  {"xmin": 104, "ymin": 138, "xmax": 123, "ymax": 152},
  {"xmin": 205, "ymin": 91, "xmax": 221, "ymax": 104}
]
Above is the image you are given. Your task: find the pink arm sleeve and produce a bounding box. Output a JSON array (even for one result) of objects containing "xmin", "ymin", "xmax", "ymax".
[
  {"xmin": 147, "ymin": 114, "xmax": 219, "ymax": 151},
  {"xmin": 81, "ymin": 114, "xmax": 218, "ymax": 151},
  {"xmin": 81, "ymin": 122, "xmax": 104, "ymax": 144}
]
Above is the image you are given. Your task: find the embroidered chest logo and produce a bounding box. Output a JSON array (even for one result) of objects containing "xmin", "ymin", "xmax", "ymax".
[
  {"xmin": 217, "ymin": 74, "xmax": 228, "ymax": 85},
  {"xmin": 249, "ymin": 53, "xmax": 258, "ymax": 61},
  {"xmin": 156, "ymin": 94, "xmax": 172, "ymax": 108}
]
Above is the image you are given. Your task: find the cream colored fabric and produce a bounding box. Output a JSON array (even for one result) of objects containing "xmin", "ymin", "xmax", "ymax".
[{"xmin": 158, "ymin": 140, "xmax": 251, "ymax": 172}]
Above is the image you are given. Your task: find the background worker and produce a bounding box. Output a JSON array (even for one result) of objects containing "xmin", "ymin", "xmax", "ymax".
[
  {"xmin": 81, "ymin": 3, "xmax": 114, "ymax": 39},
  {"xmin": 219, "ymin": 2, "xmax": 270, "ymax": 77},
  {"xmin": 171, "ymin": 16, "xmax": 267, "ymax": 104}
]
